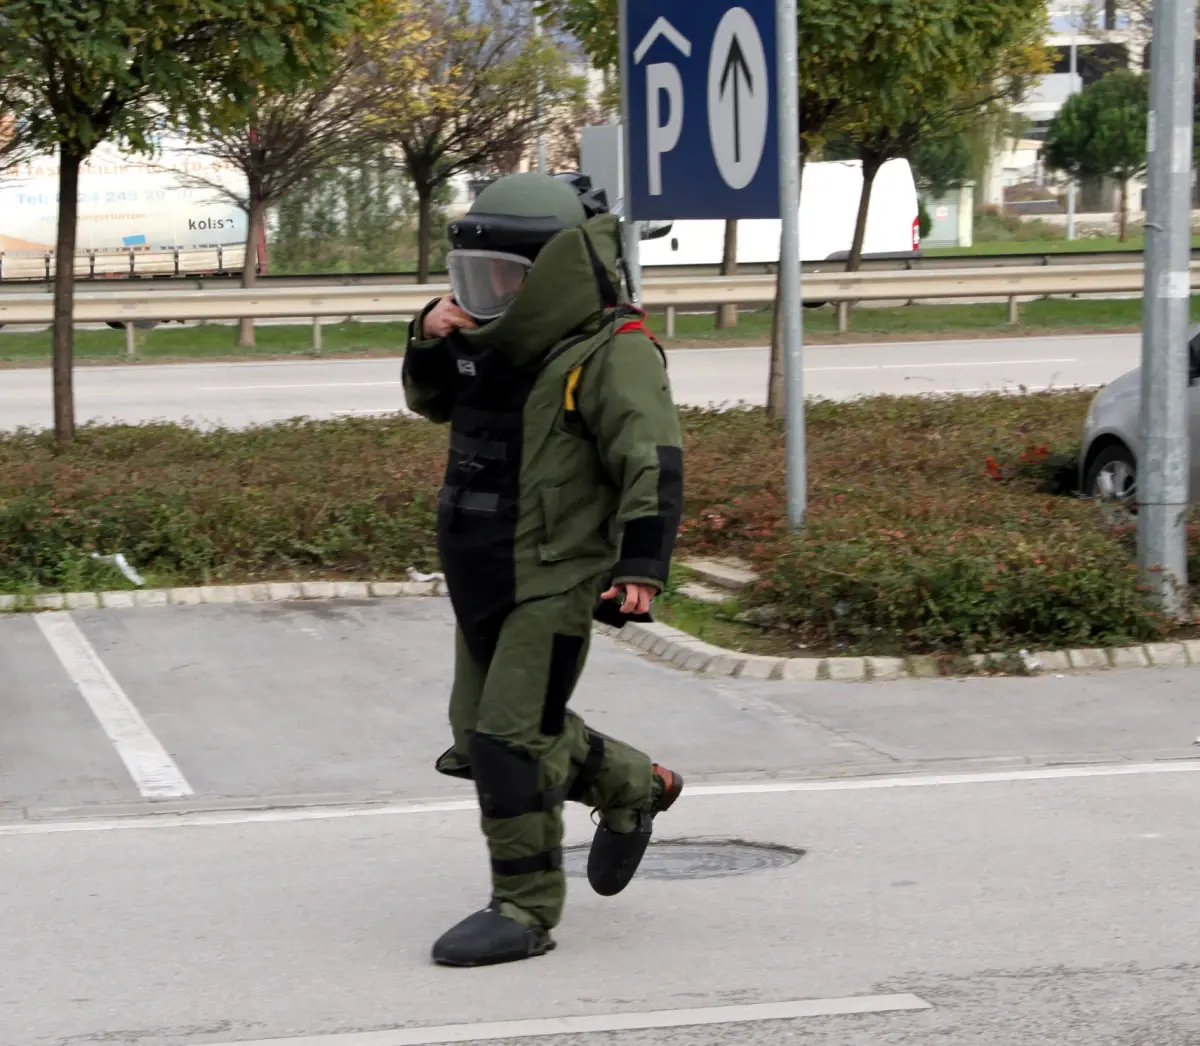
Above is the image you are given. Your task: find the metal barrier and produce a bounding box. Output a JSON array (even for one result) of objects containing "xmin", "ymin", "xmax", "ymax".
[
  {"xmin": 3, "ymin": 245, "xmax": 1198, "ymax": 292},
  {"xmin": 0, "ymin": 262, "xmax": 1193, "ymax": 352}
]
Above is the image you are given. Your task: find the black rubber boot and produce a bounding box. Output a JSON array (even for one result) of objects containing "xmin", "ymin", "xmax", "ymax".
[
  {"xmin": 431, "ymin": 906, "xmax": 556, "ymax": 968},
  {"xmin": 587, "ymin": 764, "xmax": 684, "ymax": 897}
]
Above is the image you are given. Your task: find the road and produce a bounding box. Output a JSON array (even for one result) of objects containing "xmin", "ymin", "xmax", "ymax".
[
  {"xmin": 0, "ymin": 333, "xmax": 1137, "ymax": 430},
  {"xmin": 4, "ymin": 595, "xmax": 1200, "ymax": 1046}
]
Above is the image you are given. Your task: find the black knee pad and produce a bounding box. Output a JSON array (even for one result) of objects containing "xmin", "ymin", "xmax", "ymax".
[
  {"xmin": 567, "ymin": 731, "xmax": 606, "ymax": 802},
  {"xmin": 469, "ymin": 733, "xmax": 564, "ymax": 818}
]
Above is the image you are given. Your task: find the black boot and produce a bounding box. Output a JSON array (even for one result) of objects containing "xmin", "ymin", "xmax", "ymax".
[
  {"xmin": 432, "ymin": 906, "xmax": 556, "ymax": 967},
  {"xmin": 587, "ymin": 764, "xmax": 684, "ymax": 897}
]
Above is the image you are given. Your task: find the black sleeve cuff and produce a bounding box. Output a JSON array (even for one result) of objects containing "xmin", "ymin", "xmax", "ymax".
[
  {"xmin": 620, "ymin": 516, "xmax": 666, "ymax": 563},
  {"xmin": 407, "ymin": 298, "xmax": 444, "ymax": 349},
  {"xmin": 612, "ymin": 557, "xmax": 668, "ymax": 585}
]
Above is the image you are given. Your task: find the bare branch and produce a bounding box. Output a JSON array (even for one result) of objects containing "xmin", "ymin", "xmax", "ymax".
[{"xmin": 174, "ymin": 49, "xmax": 388, "ymax": 215}]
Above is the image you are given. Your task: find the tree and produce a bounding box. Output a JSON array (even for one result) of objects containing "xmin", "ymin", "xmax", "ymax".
[
  {"xmin": 828, "ymin": 0, "xmax": 1050, "ymax": 272},
  {"xmin": 179, "ymin": 52, "xmax": 387, "ymax": 348},
  {"xmin": 273, "ymin": 155, "xmax": 453, "ymax": 274},
  {"xmin": 368, "ymin": 0, "xmax": 583, "ymax": 283},
  {"xmin": 1043, "ymin": 68, "xmax": 1148, "ymax": 241},
  {"xmin": 0, "ymin": 0, "xmax": 371, "ymax": 441},
  {"xmin": 910, "ymin": 127, "xmax": 974, "ymax": 199},
  {"xmin": 533, "ymin": 0, "xmax": 618, "ymax": 74},
  {"xmin": 0, "ymin": 111, "xmax": 35, "ymax": 173}
]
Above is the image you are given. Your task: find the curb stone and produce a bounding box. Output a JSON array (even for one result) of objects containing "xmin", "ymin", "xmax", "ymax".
[
  {"xmin": 0, "ymin": 577, "xmax": 1197, "ymax": 684},
  {"xmin": 612, "ymin": 618, "xmax": 1198, "ymax": 683},
  {"xmin": 0, "ymin": 580, "xmax": 448, "ymax": 618}
]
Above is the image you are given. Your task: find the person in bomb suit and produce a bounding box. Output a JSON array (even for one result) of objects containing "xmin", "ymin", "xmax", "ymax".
[{"xmin": 402, "ymin": 171, "xmax": 685, "ymax": 967}]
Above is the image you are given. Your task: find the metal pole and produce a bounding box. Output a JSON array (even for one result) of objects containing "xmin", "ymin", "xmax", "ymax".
[
  {"xmin": 1139, "ymin": 0, "xmax": 1195, "ymax": 617},
  {"xmin": 623, "ymin": 220, "xmax": 643, "ymax": 304},
  {"xmin": 1067, "ymin": 28, "xmax": 1078, "ymax": 240},
  {"xmin": 777, "ymin": 0, "xmax": 806, "ymax": 528},
  {"xmin": 617, "ymin": 0, "xmax": 641, "ymax": 304}
]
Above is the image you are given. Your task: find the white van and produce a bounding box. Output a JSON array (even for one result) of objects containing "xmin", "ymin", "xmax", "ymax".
[
  {"xmin": 0, "ymin": 136, "xmax": 249, "ymax": 281},
  {"xmin": 637, "ymin": 158, "xmax": 921, "ymax": 267}
]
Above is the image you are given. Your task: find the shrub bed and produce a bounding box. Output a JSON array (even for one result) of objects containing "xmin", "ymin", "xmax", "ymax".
[{"xmin": 0, "ymin": 392, "xmax": 1191, "ymax": 654}]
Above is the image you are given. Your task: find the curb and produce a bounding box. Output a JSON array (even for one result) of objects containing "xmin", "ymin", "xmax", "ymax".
[
  {"xmin": 607, "ymin": 620, "xmax": 1200, "ymax": 682},
  {"xmin": 0, "ymin": 579, "xmax": 445, "ymax": 613},
  {"xmin": 2, "ymin": 580, "xmax": 1196, "ymax": 683}
]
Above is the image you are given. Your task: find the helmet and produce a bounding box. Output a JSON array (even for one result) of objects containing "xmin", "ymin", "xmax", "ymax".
[
  {"xmin": 446, "ymin": 172, "xmax": 601, "ymax": 322},
  {"xmin": 552, "ymin": 171, "xmax": 611, "ymax": 219}
]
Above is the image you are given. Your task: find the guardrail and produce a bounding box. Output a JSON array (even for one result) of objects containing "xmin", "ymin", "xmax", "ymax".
[
  {"xmin": 0, "ymin": 262, "xmax": 1191, "ymax": 351},
  {"xmin": 2, "ymin": 245, "xmax": 1196, "ymax": 295}
]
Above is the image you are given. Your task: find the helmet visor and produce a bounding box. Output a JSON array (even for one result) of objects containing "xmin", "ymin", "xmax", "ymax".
[{"xmin": 447, "ymin": 250, "xmax": 532, "ymax": 321}]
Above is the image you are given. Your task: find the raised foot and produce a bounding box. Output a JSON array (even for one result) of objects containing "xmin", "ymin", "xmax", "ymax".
[{"xmin": 587, "ymin": 764, "xmax": 684, "ymax": 897}]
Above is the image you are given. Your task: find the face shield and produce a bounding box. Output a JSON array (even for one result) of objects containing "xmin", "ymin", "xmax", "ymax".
[{"xmin": 446, "ymin": 249, "xmax": 533, "ymax": 322}]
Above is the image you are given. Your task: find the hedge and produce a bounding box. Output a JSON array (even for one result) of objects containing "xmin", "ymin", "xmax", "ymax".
[{"xmin": 0, "ymin": 391, "xmax": 1189, "ymax": 653}]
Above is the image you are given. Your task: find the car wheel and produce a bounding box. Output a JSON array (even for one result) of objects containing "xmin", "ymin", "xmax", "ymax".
[{"xmin": 1085, "ymin": 443, "xmax": 1137, "ymax": 518}]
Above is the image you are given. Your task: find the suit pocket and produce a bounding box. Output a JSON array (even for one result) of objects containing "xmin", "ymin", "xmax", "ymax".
[{"xmin": 537, "ymin": 484, "xmax": 615, "ymax": 564}]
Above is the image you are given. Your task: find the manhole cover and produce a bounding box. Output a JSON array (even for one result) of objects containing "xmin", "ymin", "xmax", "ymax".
[{"xmin": 563, "ymin": 840, "xmax": 804, "ymax": 881}]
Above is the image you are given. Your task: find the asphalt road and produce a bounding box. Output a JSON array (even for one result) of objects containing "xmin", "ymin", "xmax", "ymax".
[
  {"xmin": 4, "ymin": 595, "xmax": 1200, "ymax": 1046},
  {"xmin": 0, "ymin": 332, "xmax": 1137, "ymax": 431}
]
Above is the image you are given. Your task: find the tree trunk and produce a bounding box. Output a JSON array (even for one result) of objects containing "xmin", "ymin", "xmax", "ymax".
[
  {"xmin": 238, "ymin": 193, "xmax": 264, "ymax": 349},
  {"xmin": 717, "ymin": 219, "xmax": 738, "ymax": 328},
  {"xmin": 767, "ymin": 262, "xmax": 785, "ymax": 419},
  {"xmin": 847, "ymin": 153, "xmax": 885, "ymax": 272},
  {"xmin": 417, "ymin": 183, "xmax": 434, "ymax": 285},
  {"xmin": 1118, "ymin": 178, "xmax": 1129, "ymax": 242},
  {"xmin": 53, "ymin": 146, "xmax": 83, "ymax": 442},
  {"xmin": 767, "ymin": 152, "xmax": 805, "ymax": 421}
]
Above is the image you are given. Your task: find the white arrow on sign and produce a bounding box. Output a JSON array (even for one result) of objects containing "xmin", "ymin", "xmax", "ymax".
[{"xmin": 706, "ymin": 7, "xmax": 769, "ymax": 191}]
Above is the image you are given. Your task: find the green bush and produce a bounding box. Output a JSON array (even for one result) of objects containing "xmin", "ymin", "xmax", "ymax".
[
  {"xmin": 0, "ymin": 391, "xmax": 1188, "ymax": 654},
  {"xmin": 0, "ymin": 419, "xmax": 445, "ymax": 591},
  {"xmin": 764, "ymin": 520, "xmax": 1163, "ymax": 655},
  {"xmin": 974, "ymin": 208, "xmax": 1066, "ymax": 244},
  {"xmin": 918, "ymin": 198, "xmax": 933, "ymax": 239}
]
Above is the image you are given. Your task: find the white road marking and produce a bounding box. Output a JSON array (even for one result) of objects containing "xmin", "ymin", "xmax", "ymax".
[
  {"xmin": 4, "ymin": 760, "xmax": 1198, "ymax": 837},
  {"xmin": 34, "ymin": 612, "xmax": 193, "ymax": 799},
  {"xmin": 197, "ymin": 360, "xmax": 1079, "ymax": 389},
  {"xmin": 197, "ymin": 381, "xmax": 402, "ymax": 391},
  {"xmin": 332, "ymin": 409, "xmax": 404, "ymax": 417},
  {"xmin": 929, "ymin": 383, "xmax": 1104, "ymax": 395},
  {"xmin": 807, "ymin": 357, "xmax": 1077, "ymax": 373},
  {"xmin": 193, "ymin": 995, "xmax": 932, "ymax": 1046}
]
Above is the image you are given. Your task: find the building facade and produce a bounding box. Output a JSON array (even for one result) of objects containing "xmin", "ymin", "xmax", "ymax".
[{"xmin": 984, "ymin": 0, "xmax": 1158, "ymax": 218}]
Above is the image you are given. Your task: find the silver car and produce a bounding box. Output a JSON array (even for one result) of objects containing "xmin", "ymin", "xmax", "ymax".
[{"xmin": 1079, "ymin": 324, "xmax": 1200, "ymax": 506}]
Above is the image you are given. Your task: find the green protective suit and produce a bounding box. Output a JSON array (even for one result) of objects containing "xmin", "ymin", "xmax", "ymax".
[{"xmin": 402, "ymin": 211, "xmax": 685, "ymax": 932}]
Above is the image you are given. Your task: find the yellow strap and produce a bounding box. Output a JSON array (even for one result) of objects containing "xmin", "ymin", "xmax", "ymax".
[{"xmin": 564, "ymin": 365, "xmax": 583, "ymax": 412}]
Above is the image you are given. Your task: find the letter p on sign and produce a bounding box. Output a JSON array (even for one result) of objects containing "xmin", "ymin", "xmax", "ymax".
[{"xmin": 646, "ymin": 63, "xmax": 683, "ymax": 196}]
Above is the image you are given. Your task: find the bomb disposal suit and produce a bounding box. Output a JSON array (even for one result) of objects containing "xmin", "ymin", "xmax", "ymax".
[{"xmin": 402, "ymin": 173, "xmax": 685, "ymax": 968}]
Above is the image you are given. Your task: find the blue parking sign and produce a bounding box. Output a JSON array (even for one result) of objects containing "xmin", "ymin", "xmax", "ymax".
[{"xmin": 620, "ymin": 0, "xmax": 780, "ymax": 221}]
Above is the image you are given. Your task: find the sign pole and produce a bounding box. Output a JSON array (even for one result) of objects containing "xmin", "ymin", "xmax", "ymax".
[
  {"xmin": 775, "ymin": 0, "xmax": 806, "ymax": 527},
  {"xmin": 1139, "ymin": 0, "xmax": 1194, "ymax": 617},
  {"xmin": 617, "ymin": 0, "xmax": 643, "ymax": 305}
]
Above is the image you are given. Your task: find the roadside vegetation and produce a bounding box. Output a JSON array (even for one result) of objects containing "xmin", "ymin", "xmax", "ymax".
[{"xmin": 3, "ymin": 393, "xmax": 1194, "ymax": 657}]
